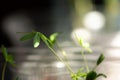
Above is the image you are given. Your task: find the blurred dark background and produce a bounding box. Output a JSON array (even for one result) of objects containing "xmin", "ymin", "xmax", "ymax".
[
  {"xmin": 0, "ymin": 0, "xmax": 54, "ymax": 47},
  {"xmin": 0, "ymin": 0, "xmax": 104, "ymax": 47}
]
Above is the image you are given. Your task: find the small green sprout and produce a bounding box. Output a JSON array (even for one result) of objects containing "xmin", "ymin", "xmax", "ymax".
[
  {"xmin": 71, "ymin": 68, "xmax": 86, "ymax": 80},
  {"xmin": 74, "ymin": 33, "xmax": 92, "ymax": 53},
  {"xmin": 19, "ymin": 31, "xmax": 106, "ymax": 80},
  {"xmin": 1, "ymin": 45, "xmax": 15, "ymax": 80}
]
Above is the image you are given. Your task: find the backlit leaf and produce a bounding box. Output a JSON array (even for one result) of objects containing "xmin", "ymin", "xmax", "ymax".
[
  {"xmin": 40, "ymin": 33, "xmax": 53, "ymax": 47},
  {"xmin": 20, "ymin": 32, "xmax": 35, "ymax": 41},
  {"xmin": 1, "ymin": 45, "xmax": 15, "ymax": 66},
  {"xmin": 71, "ymin": 74, "xmax": 79, "ymax": 80},
  {"xmin": 7, "ymin": 54, "xmax": 15, "ymax": 66},
  {"xmin": 33, "ymin": 32, "xmax": 40, "ymax": 48},
  {"xmin": 50, "ymin": 33, "xmax": 59, "ymax": 44},
  {"xmin": 1, "ymin": 45, "xmax": 8, "ymax": 61}
]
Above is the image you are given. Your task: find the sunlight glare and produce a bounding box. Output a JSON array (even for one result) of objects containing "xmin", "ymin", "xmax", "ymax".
[
  {"xmin": 71, "ymin": 28, "xmax": 91, "ymax": 45},
  {"xmin": 54, "ymin": 62, "xmax": 65, "ymax": 68},
  {"xmin": 110, "ymin": 32, "xmax": 120, "ymax": 47},
  {"xmin": 83, "ymin": 11, "xmax": 105, "ymax": 31}
]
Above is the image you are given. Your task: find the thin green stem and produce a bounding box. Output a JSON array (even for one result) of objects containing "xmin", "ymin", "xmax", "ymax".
[
  {"xmin": 56, "ymin": 43, "xmax": 74, "ymax": 74},
  {"xmin": 81, "ymin": 49, "xmax": 89, "ymax": 72},
  {"xmin": 2, "ymin": 62, "xmax": 7, "ymax": 80},
  {"xmin": 56, "ymin": 43, "xmax": 68, "ymax": 61},
  {"xmin": 48, "ymin": 46, "xmax": 74, "ymax": 74}
]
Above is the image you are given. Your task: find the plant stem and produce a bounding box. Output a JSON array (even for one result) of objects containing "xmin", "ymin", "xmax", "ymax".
[
  {"xmin": 81, "ymin": 49, "xmax": 89, "ymax": 72},
  {"xmin": 48, "ymin": 46, "xmax": 74, "ymax": 74},
  {"xmin": 2, "ymin": 62, "xmax": 7, "ymax": 80},
  {"xmin": 56, "ymin": 43, "xmax": 74, "ymax": 74},
  {"xmin": 56, "ymin": 43, "xmax": 68, "ymax": 61}
]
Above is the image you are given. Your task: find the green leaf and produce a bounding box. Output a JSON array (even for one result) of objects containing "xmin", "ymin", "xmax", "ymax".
[
  {"xmin": 49, "ymin": 33, "xmax": 59, "ymax": 44},
  {"xmin": 15, "ymin": 76, "xmax": 20, "ymax": 80},
  {"xmin": 96, "ymin": 73, "xmax": 107, "ymax": 78},
  {"xmin": 1, "ymin": 45, "xmax": 15, "ymax": 66},
  {"xmin": 76, "ymin": 36, "xmax": 92, "ymax": 53},
  {"xmin": 82, "ymin": 42, "xmax": 92, "ymax": 53},
  {"xmin": 97, "ymin": 54, "xmax": 105, "ymax": 65},
  {"xmin": 33, "ymin": 32, "xmax": 40, "ymax": 48},
  {"xmin": 78, "ymin": 37, "xmax": 84, "ymax": 46},
  {"xmin": 1, "ymin": 45, "xmax": 8, "ymax": 61},
  {"xmin": 76, "ymin": 68, "xmax": 86, "ymax": 78},
  {"xmin": 40, "ymin": 33, "xmax": 53, "ymax": 47},
  {"xmin": 71, "ymin": 68, "xmax": 87, "ymax": 80},
  {"xmin": 7, "ymin": 54, "xmax": 15, "ymax": 66},
  {"xmin": 86, "ymin": 71, "xmax": 97, "ymax": 80},
  {"xmin": 71, "ymin": 74, "xmax": 79, "ymax": 80},
  {"xmin": 20, "ymin": 32, "xmax": 35, "ymax": 41}
]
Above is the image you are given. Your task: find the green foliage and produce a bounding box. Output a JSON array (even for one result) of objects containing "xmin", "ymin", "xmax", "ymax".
[
  {"xmin": 33, "ymin": 32, "xmax": 40, "ymax": 48},
  {"xmin": 83, "ymin": 53, "xmax": 106, "ymax": 80},
  {"xmin": 1, "ymin": 45, "xmax": 16, "ymax": 80},
  {"xmin": 71, "ymin": 73, "xmax": 80, "ymax": 80},
  {"xmin": 19, "ymin": 31, "xmax": 107, "ymax": 80},
  {"xmin": 86, "ymin": 71, "xmax": 97, "ymax": 80},
  {"xmin": 20, "ymin": 31, "xmax": 59, "ymax": 48},
  {"xmin": 97, "ymin": 53, "xmax": 105, "ymax": 66},
  {"xmin": 0, "ymin": 31, "xmax": 107, "ymax": 80},
  {"xmin": 71, "ymin": 68, "xmax": 86, "ymax": 80},
  {"xmin": 1, "ymin": 45, "xmax": 7, "ymax": 61},
  {"xmin": 75, "ymin": 50, "xmax": 105, "ymax": 79},
  {"xmin": 96, "ymin": 73, "xmax": 107, "ymax": 78},
  {"xmin": 49, "ymin": 33, "xmax": 59, "ymax": 44},
  {"xmin": 1, "ymin": 45, "xmax": 15, "ymax": 65},
  {"xmin": 20, "ymin": 32, "xmax": 35, "ymax": 41},
  {"xmin": 74, "ymin": 34, "xmax": 92, "ymax": 53},
  {"xmin": 40, "ymin": 33, "xmax": 53, "ymax": 47},
  {"xmin": 86, "ymin": 70, "xmax": 107, "ymax": 80}
]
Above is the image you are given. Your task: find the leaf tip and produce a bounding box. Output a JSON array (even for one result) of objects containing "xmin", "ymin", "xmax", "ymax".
[{"xmin": 34, "ymin": 42, "xmax": 40, "ymax": 48}]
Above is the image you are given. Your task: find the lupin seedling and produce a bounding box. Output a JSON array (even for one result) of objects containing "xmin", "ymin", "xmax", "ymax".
[
  {"xmin": 1, "ymin": 45, "xmax": 20, "ymax": 80},
  {"xmin": 19, "ymin": 31, "xmax": 107, "ymax": 80},
  {"xmin": 0, "ymin": 31, "xmax": 107, "ymax": 80}
]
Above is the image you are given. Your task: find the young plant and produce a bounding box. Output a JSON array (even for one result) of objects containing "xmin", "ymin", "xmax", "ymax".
[
  {"xmin": 1, "ymin": 45, "xmax": 21, "ymax": 80},
  {"xmin": 1, "ymin": 45, "xmax": 15, "ymax": 80},
  {"xmin": 19, "ymin": 31, "xmax": 107, "ymax": 80}
]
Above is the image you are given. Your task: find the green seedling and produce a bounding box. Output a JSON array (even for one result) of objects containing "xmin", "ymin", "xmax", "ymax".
[
  {"xmin": 20, "ymin": 31, "xmax": 107, "ymax": 80},
  {"xmin": 0, "ymin": 31, "xmax": 106, "ymax": 80},
  {"xmin": 1, "ymin": 45, "xmax": 16, "ymax": 80},
  {"xmin": 1, "ymin": 45, "xmax": 20, "ymax": 80}
]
